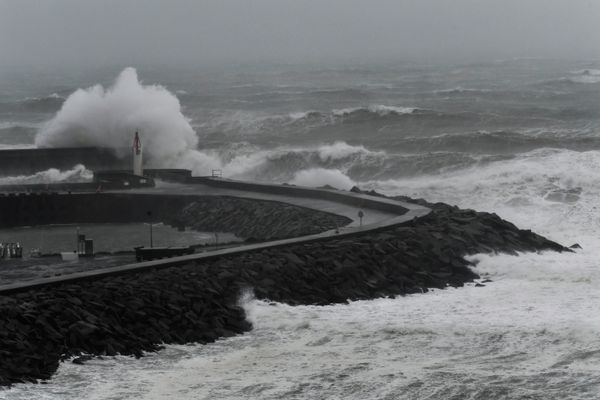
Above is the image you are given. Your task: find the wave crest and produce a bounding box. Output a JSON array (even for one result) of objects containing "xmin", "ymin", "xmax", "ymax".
[
  {"xmin": 0, "ymin": 164, "xmax": 92, "ymax": 185},
  {"xmin": 331, "ymin": 105, "xmax": 418, "ymax": 117},
  {"xmin": 290, "ymin": 168, "xmax": 355, "ymax": 190},
  {"xmin": 194, "ymin": 105, "xmax": 426, "ymax": 137}
]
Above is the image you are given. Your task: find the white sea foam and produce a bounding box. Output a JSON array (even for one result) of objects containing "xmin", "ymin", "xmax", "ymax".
[
  {"xmin": 194, "ymin": 105, "xmax": 416, "ymax": 137},
  {"xmin": 434, "ymin": 86, "xmax": 491, "ymax": 94},
  {"xmin": 0, "ymin": 164, "xmax": 92, "ymax": 185},
  {"xmin": 569, "ymin": 75, "xmax": 600, "ymax": 84},
  {"xmin": 163, "ymin": 141, "xmax": 380, "ymax": 183},
  {"xmin": 0, "ymin": 121, "xmax": 42, "ymax": 130},
  {"xmin": 570, "ymin": 69, "xmax": 600, "ymax": 76},
  {"xmin": 332, "ymin": 104, "xmax": 416, "ymax": 116},
  {"xmin": 290, "ymin": 168, "xmax": 355, "ymax": 190},
  {"xmin": 22, "ymin": 93, "xmax": 64, "ymax": 102},
  {"xmin": 0, "ymin": 143, "xmax": 36, "ymax": 150},
  {"xmin": 8, "ymin": 245, "xmax": 599, "ymax": 399},
  {"xmin": 317, "ymin": 141, "xmax": 372, "ymax": 162},
  {"xmin": 288, "ymin": 110, "xmax": 316, "ymax": 121},
  {"xmin": 368, "ymin": 148, "xmax": 600, "ymax": 245},
  {"xmin": 556, "ymin": 69, "xmax": 600, "ymax": 84},
  {"xmin": 194, "ymin": 110, "xmax": 280, "ymax": 135},
  {"xmin": 145, "ymin": 251, "xmax": 600, "ymax": 398}
]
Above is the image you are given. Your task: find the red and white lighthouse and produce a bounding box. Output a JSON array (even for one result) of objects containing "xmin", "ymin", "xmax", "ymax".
[{"xmin": 133, "ymin": 130, "xmax": 143, "ymax": 176}]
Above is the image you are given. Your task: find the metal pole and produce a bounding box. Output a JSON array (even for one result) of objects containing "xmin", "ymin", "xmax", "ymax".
[{"xmin": 147, "ymin": 211, "xmax": 153, "ymax": 248}]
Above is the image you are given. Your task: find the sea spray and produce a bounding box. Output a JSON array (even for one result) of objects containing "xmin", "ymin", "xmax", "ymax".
[
  {"xmin": 35, "ymin": 68, "xmax": 221, "ymax": 174},
  {"xmin": 31, "ymin": 69, "xmax": 380, "ymax": 180},
  {"xmin": 290, "ymin": 168, "xmax": 355, "ymax": 189},
  {"xmin": 317, "ymin": 141, "xmax": 375, "ymax": 162},
  {"xmin": 0, "ymin": 164, "xmax": 92, "ymax": 185}
]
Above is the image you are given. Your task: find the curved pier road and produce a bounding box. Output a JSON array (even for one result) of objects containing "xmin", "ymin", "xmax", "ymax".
[
  {"xmin": 130, "ymin": 180, "xmax": 428, "ymax": 228},
  {"xmin": 0, "ymin": 179, "xmax": 430, "ymax": 295}
]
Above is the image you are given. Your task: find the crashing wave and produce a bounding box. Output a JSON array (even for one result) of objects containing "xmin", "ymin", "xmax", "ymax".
[
  {"xmin": 19, "ymin": 93, "xmax": 65, "ymax": 111},
  {"xmin": 542, "ymin": 71, "xmax": 600, "ymax": 85},
  {"xmin": 568, "ymin": 75, "xmax": 600, "ymax": 84},
  {"xmin": 0, "ymin": 94, "xmax": 65, "ymax": 114},
  {"xmin": 34, "ymin": 67, "xmax": 226, "ymax": 175},
  {"xmin": 570, "ymin": 69, "xmax": 600, "ymax": 76},
  {"xmin": 0, "ymin": 121, "xmax": 42, "ymax": 131},
  {"xmin": 0, "ymin": 164, "xmax": 92, "ymax": 185},
  {"xmin": 290, "ymin": 168, "xmax": 355, "ymax": 190},
  {"xmin": 395, "ymin": 130, "xmax": 600, "ymax": 154},
  {"xmin": 364, "ymin": 148, "xmax": 600, "ymax": 240},
  {"xmin": 434, "ymin": 87, "xmax": 492, "ymax": 95},
  {"xmin": 195, "ymin": 105, "xmax": 426, "ymax": 137},
  {"xmin": 317, "ymin": 141, "xmax": 378, "ymax": 162},
  {"xmin": 332, "ymin": 105, "xmax": 418, "ymax": 117},
  {"xmin": 209, "ymin": 141, "xmax": 381, "ymax": 182},
  {"xmin": 0, "ymin": 143, "xmax": 36, "ymax": 150}
]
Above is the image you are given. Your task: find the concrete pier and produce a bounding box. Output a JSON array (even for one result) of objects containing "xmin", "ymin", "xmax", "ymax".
[{"xmin": 0, "ymin": 177, "xmax": 430, "ymax": 294}]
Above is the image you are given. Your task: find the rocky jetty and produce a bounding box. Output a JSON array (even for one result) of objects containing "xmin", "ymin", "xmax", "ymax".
[
  {"xmin": 0, "ymin": 265, "xmax": 249, "ymax": 386},
  {"xmin": 167, "ymin": 197, "xmax": 352, "ymax": 241},
  {"xmin": 0, "ymin": 192, "xmax": 569, "ymax": 386}
]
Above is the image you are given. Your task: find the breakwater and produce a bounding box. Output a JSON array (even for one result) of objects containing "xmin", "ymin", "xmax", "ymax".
[{"xmin": 0, "ymin": 191, "xmax": 568, "ymax": 386}]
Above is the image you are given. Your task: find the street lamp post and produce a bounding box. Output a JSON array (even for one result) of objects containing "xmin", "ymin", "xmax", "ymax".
[{"xmin": 147, "ymin": 211, "xmax": 153, "ymax": 248}]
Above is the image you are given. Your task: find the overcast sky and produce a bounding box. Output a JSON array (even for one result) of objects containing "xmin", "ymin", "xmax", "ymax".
[{"xmin": 1, "ymin": 0, "xmax": 599, "ymax": 68}]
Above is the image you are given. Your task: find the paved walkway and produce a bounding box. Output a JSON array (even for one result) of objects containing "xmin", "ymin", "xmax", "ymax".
[
  {"xmin": 0, "ymin": 180, "xmax": 430, "ymax": 294},
  {"xmin": 126, "ymin": 181, "xmax": 424, "ymax": 228}
]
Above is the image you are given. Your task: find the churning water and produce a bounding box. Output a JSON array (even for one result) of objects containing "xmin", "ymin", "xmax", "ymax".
[{"xmin": 1, "ymin": 59, "xmax": 600, "ymax": 399}]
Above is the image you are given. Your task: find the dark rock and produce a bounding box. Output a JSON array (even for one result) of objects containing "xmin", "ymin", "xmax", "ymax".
[
  {"xmin": 166, "ymin": 197, "xmax": 351, "ymax": 241},
  {"xmin": 72, "ymin": 355, "xmax": 93, "ymax": 365}
]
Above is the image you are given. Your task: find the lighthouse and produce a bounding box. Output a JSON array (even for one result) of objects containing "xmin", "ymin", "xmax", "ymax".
[{"xmin": 133, "ymin": 130, "xmax": 143, "ymax": 176}]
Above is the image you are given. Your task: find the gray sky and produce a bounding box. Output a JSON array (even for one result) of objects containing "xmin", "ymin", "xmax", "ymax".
[{"xmin": 1, "ymin": 0, "xmax": 599, "ymax": 67}]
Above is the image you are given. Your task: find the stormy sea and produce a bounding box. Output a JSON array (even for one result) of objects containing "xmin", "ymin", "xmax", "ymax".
[{"xmin": 1, "ymin": 58, "xmax": 600, "ymax": 399}]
